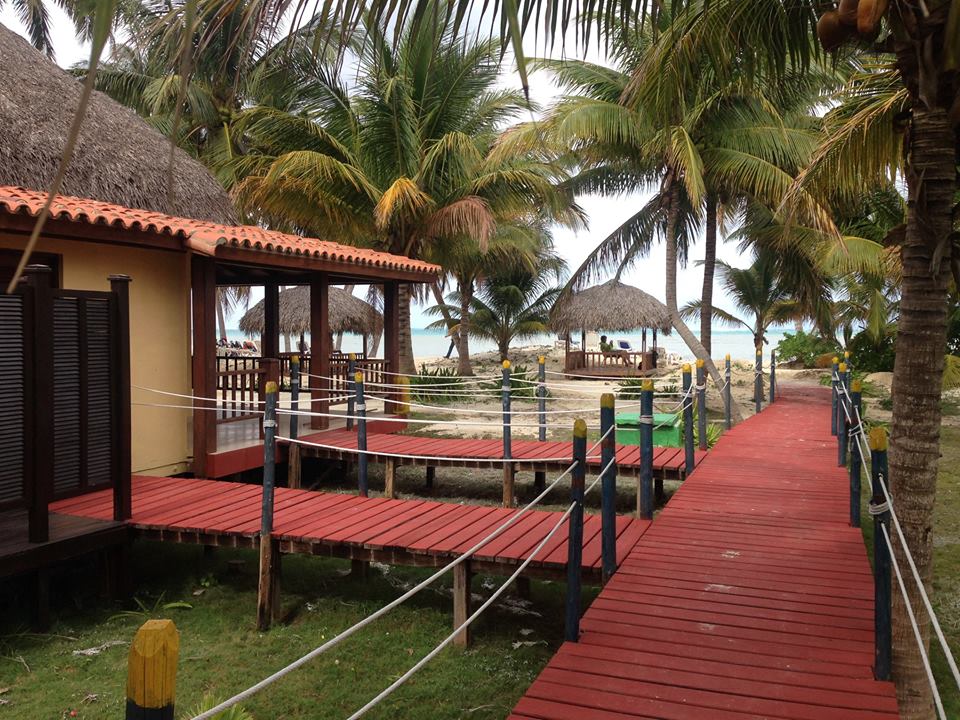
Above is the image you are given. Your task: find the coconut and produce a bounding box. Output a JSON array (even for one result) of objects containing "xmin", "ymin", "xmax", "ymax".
[
  {"xmin": 817, "ymin": 10, "xmax": 852, "ymax": 51},
  {"xmin": 857, "ymin": 0, "xmax": 888, "ymax": 35},
  {"xmin": 838, "ymin": 0, "xmax": 859, "ymax": 25}
]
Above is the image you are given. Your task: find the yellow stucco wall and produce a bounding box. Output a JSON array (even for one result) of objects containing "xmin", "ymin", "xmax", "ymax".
[{"xmin": 0, "ymin": 233, "xmax": 193, "ymax": 475}]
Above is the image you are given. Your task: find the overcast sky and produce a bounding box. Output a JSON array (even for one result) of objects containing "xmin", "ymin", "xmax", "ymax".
[{"xmin": 1, "ymin": 7, "xmax": 751, "ymax": 329}]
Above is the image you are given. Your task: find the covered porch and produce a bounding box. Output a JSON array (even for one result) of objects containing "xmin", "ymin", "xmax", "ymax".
[
  {"xmin": 550, "ymin": 279, "xmax": 673, "ymax": 379},
  {"xmin": 191, "ymin": 248, "xmax": 439, "ymax": 478}
]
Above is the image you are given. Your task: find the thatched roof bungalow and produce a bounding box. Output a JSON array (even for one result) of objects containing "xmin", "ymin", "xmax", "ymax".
[{"xmin": 550, "ymin": 279, "xmax": 672, "ymax": 377}]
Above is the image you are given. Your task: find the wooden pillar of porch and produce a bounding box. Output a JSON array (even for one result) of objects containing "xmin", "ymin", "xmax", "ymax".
[
  {"xmin": 191, "ymin": 256, "xmax": 218, "ymax": 476},
  {"xmin": 263, "ymin": 282, "xmax": 280, "ymax": 359},
  {"xmin": 311, "ymin": 274, "xmax": 330, "ymax": 430},
  {"xmin": 383, "ymin": 281, "xmax": 401, "ymax": 414}
]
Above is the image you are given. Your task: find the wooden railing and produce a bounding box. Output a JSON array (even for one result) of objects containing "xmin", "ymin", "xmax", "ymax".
[
  {"xmin": 217, "ymin": 357, "xmax": 266, "ymax": 425},
  {"xmin": 329, "ymin": 357, "xmax": 388, "ymax": 402},
  {"xmin": 565, "ymin": 349, "xmax": 657, "ymax": 375}
]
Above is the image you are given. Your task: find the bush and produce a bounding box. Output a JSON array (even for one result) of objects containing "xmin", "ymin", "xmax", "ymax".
[
  {"xmin": 847, "ymin": 331, "xmax": 896, "ymax": 373},
  {"xmin": 775, "ymin": 331, "xmax": 839, "ymax": 368}
]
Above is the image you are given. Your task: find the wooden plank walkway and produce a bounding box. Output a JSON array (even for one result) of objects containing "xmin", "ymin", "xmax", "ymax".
[
  {"xmin": 293, "ymin": 427, "xmax": 706, "ymax": 479},
  {"xmin": 50, "ymin": 477, "xmax": 651, "ymax": 581},
  {"xmin": 510, "ymin": 385, "xmax": 902, "ymax": 720}
]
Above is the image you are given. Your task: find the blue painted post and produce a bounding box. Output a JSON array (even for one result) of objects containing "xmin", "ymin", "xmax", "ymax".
[
  {"xmin": 346, "ymin": 353, "xmax": 356, "ymax": 430},
  {"xmin": 600, "ymin": 393, "xmax": 617, "ymax": 583},
  {"xmin": 831, "ymin": 357, "xmax": 840, "ymax": 436},
  {"xmin": 769, "ymin": 349, "xmax": 776, "ymax": 403},
  {"xmin": 844, "ymin": 349, "xmax": 852, "ymax": 373},
  {"xmin": 355, "ymin": 372, "xmax": 368, "ymax": 497},
  {"xmin": 696, "ymin": 359, "xmax": 707, "ymax": 451},
  {"xmin": 565, "ymin": 419, "xmax": 587, "ymax": 642},
  {"xmin": 257, "ymin": 382, "xmax": 279, "ymax": 630},
  {"xmin": 849, "ymin": 379, "xmax": 863, "ymax": 528},
  {"xmin": 534, "ymin": 355, "xmax": 547, "ymax": 494},
  {"xmin": 502, "ymin": 360, "xmax": 515, "ymax": 507},
  {"xmin": 682, "ymin": 364, "xmax": 695, "ymax": 475},
  {"xmin": 724, "ymin": 354, "xmax": 732, "ymax": 430},
  {"xmin": 289, "ymin": 355, "xmax": 300, "ymax": 441},
  {"xmin": 837, "ymin": 362, "xmax": 848, "ymax": 467},
  {"xmin": 869, "ymin": 427, "xmax": 891, "ymax": 681},
  {"xmin": 754, "ymin": 349, "xmax": 762, "ymax": 415},
  {"xmin": 639, "ymin": 380, "xmax": 654, "ymax": 520}
]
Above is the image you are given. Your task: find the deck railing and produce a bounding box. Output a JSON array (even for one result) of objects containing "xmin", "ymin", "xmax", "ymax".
[
  {"xmin": 565, "ymin": 349, "xmax": 656, "ymax": 376},
  {"xmin": 217, "ymin": 357, "xmax": 267, "ymax": 425}
]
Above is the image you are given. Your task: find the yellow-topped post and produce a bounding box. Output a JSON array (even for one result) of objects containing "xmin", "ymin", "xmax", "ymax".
[
  {"xmin": 868, "ymin": 424, "xmax": 891, "ymax": 680},
  {"xmin": 501, "ymin": 359, "xmax": 514, "ymax": 507},
  {"xmin": 534, "ymin": 355, "xmax": 548, "ymax": 493},
  {"xmin": 848, "ymin": 379, "xmax": 864, "ymax": 527},
  {"xmin": 754, "ymin": 348, "xmax": 763, "ymax": 414},
  {"xmin": 695, "ymin": 358, "xmax": 707, "ymax": 451},
  {"xmin": 346, "ymin": 352, "xmax": 357, "ymax": 430},
  {"xmin": 831, "ymin": 356, "xmax": 840, "ymax": 436},
  {"xmin": 288, "ymin": 354, "xmax": 302, "ymax": 488},
  {"xmin": 355, "ymin": 371, "xmax": 368, "ymax": 497},
  {"xmin": 258, "ymin": 380, "xmax": 280, "ymax": 630},
  {"xmin": 682, "ymin": 364, "xmax": 695, "ymax": 475},
  {"xmin": 566, "ymin": 418, "xmax": 587, "ymax": 641},
  {"xmin": 837, "ymin": 362, "xmax": 849, "ymax": 466},
  {"xmin": 724, "ymin": 354, "xmax": 732, "ymax": 429},
  {"xmin": 638, "ymin": 379, "xmax": 655, "ymax": 519},
  {"xmin": 125, "ymin": 619, "xmax": 179, "ymax": 719},
  {"xmin": 599, "ymin": 393, "xmax": 617, "ymax": 582}
]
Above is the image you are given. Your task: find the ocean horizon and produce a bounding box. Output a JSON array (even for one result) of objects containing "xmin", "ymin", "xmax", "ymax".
[{"xmin": 225, "ymin": 326, "xmax": 793, "ymax": 362}]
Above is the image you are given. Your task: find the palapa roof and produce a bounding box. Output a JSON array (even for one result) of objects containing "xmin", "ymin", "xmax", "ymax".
[
  {"xmin": 239, "ymin": 286, "xmax": 383, "ymax": 337},
  {"xmin": 550, "ymin": 279, "xmax": 672, "ymax": 334},
  {"xmin": 0, "ymin": 23, "xmax": 237, "ymax": 224}
]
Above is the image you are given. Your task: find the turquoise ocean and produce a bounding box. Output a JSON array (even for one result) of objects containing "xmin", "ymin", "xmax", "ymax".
[{"xmin": 225, "ymin": 326, "xmax": 791, "ymax": 363}]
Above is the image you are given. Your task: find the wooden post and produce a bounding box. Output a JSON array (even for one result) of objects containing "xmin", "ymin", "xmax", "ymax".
[
  {"xmin": 383, "ymin": 281, "xmax": 401, "ymax": 413},
  {"xmin": 257, "ymin": 383, "xmax": 280, "ymax": 631},
  {"xmin": 23, "ymin": 266, "xmax": 54, "ymax": 542},
  {"xmin": 534, "ymin": 355, "xmax": 547, "ymax": 493},
  {"xmin": 355, "ymin": 373, "xmax": 368, "ymax": 497},
  {"xmin": 696, "ymin": 359, "xmax": 707, "ymax": 451},
  {"xmin": 425, "ymin": 465, "xmax": 435, "ymax": 491},
  {"xmin": 501, "ymin": 360, "xmax": 514, "ymax": 507},
  {"xmin": 837, "ymin": 362, "xmax": 848, "ymax": 467},
  {"xmin": 844, "ymin": 349, "xmax": 852, "ymax": 372},
  {"xmin": 384, "ymin": 457, "xmax": 397, "ymax": 499},
  {"xmin": 397, "ymin": 376, "xmax": 411, "ymax": 417},
  {"xmin": 724, "ymin": 354, "xmax": 732, "ymax": 430},
  {"xmin": 125, "ymin": 619, "xmax": 179, "ymax": 720},
  {"xmin": 263, "ymin": 281, "xmax": 280, "ymax": 360},
  {"xmin": 600, "ymin": 393, "xmax": 617, "ymax": 583},
  {"xmin": 346, "ymin": 353, "xmax": 356, "ymax": 430},
  {"xmin": 638, "ymin": 380, "xmax": 654, "ymax": 519},
  {"xmin": 190, "ymin": 257, "xmax": 218, "ymax": 474},
  {"xmin": 108, "ymin": 274, "xmax": 133, "ymax": 521},
  {"xmin": 287, "ymin": 355, "xmax": 302, "ymax": 489},
  {"xmin": 869, "ymin": 427, "xmax": 891, "ymax": 681},
  {"xmin": 453, "ymin": 560, "xmax": 472, "ymax": 647},
  {"xmin": 831, "ymin": 357, "xmax": 840, "ymax": 436},
  {"xmin": 310, "ymin": 274, "xmax": 330, "ymax": 430},
  {"xmin": 849, "ymin": 379, "xmax": 863, "ymax": 528},
  {"xmin": 754, "ymin": 349, "xmax": 762, "ymax": 414},
  {"xmin": 682, "ymin": 365, "xmax": 695, "ymax": 475},
  {"xmin": 769, "ymin": 349, "xmax": 777, "ymax": 403},
  {"xmin": 565, "ymin": 419, "xmax": 587, "ymax": 642}
]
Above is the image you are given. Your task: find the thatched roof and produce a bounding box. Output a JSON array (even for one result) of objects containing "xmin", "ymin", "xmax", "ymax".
[
  {"xmin": 0, "ymin": 23, "xmax": 236, "ymax": 224},
  {"xmin": 550, "ymin": 279, "xmax": 672, "ymax": 334},
  {"xmin": 239, "ymin": 286, "xmax": 383, "ymax": 337}
]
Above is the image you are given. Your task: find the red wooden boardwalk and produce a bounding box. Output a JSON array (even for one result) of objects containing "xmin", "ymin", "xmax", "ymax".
[
  {"xmin": 294, "ymin": 427, "xmax": 705, "ymax": 479},
  {"xmin": 50, "ymin": 477, "xmax": 650, "ymax": 580},
  {"xmin": 510, "ymin": 385, "xmax": 902, "ymax": 720}
]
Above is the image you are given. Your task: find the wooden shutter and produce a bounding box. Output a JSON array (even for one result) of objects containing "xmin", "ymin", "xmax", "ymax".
[{"xmin": 0, "ymin": 294, "xmax": 24, "ymax": 506}]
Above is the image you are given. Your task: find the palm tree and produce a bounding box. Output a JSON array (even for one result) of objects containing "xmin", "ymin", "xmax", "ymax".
[
  {"xmin": 430, "ymin": 248, "xmax": 567, "ymax": 359},
  {"xmin": 225, "ymin": 12, "xmax": 579, "ymax": 373}
]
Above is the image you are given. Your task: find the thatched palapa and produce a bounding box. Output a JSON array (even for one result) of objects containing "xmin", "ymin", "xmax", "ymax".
[
  {"xmin": 550, "ymin": 279, "xmax": 672, "ymax": 334},
  {"xmin": 239, "ymin": 286, "xmax": 382, "ymax": 338},
  {"xmin": 0, "ymin": 23, "xmax": 236, "ymax": 224}
]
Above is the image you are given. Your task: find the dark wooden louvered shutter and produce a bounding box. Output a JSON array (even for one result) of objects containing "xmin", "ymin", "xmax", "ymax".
[
  {"xmin": 0, "ymin": 294, "xmax": 24, "ymax": 507},
  {"xmin": 85, "ymin": 298, "xmax": 112, "ymax": 488},
  {"xmin": 53, "ymin": 297, "xmax": 82, "ymax": 497}
]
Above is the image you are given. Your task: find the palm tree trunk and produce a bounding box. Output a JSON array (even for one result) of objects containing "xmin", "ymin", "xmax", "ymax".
[
  {"xmin": 428, "ymin": 280, "xmax": 462, "ymax": 358},
  {"xmin": 700, "ymin": 193, "xmax": 718, "ymax": 356},
  {"xmin": 888, "ymin": 104, "xmax": 953, "ymax": 720},
  {"xmin": 457, "ymin": 282, "xmax": 474, "ymax": 376},
  {"xmin": 216, "ymin": 292, "xmax": 228, "ymax": 342},
  {"xmin": 664, "ymin": 181, "xmax": 743, "ymax": 423},
  {"xmin": 397, "ymin": 282, "xmax": 416, "ymax": 374}
]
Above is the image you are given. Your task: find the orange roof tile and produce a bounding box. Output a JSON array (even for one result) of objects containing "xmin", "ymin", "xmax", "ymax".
[{"xmin": 0, "ymin": 185, "xmax": 441, "ymax": 277}]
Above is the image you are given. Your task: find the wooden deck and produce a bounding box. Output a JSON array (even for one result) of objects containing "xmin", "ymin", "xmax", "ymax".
[
  {"xmin": 293, "ymin": 427, "xmax": 704, "ymax": 479},
  {"xmin": 509, "ymin": 385, "xmax": 901, "ymax": 720},
  {"xmin": 50, "ymin": 476, "xmax": 651, "ymax": 581}
]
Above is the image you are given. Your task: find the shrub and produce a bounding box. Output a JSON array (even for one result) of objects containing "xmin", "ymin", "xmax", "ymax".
[
  {"xmin": 775, "ymin": 331, "xmax": 839, "ymax": 368},
  {"xmin": 847, "ymin": 331, "xmax": 896, "ymax": 373}
]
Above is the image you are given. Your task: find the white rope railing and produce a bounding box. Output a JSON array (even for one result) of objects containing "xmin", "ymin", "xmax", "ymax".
[{"xmin": 190, "ymin": 452, "xmax": 585, "ymax": 720}]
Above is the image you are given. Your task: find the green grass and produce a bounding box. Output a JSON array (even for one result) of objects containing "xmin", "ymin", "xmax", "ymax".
[
  {"xmin": 858, "ymin": 426, "xmax": 960, "ymax": 715},
  {"xmin": 0, "ymin": 543, "xmax": 597, "ymax": 719}
]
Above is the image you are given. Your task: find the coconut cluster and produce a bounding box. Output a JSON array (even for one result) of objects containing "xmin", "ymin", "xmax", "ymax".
[{"xmin": 817, "ymin": 0, "xmax": 888, "ymax": 50}]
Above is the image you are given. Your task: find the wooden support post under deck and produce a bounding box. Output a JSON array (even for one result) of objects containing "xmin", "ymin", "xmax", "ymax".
[
  {"xmin": 310, "ymin": 274, "xmax": 330, "ymax": 430},
  {"xmin": 453, "ymin": 560, "xmax": 472, "ymax": 647},
  {"xmin": 502, "ymin": 466, "xmax": 515, "ymax": 508},
  {"xmin": 351, "ymin": 558, "xmax": 369, "ymax": 578},
  {"xmin": 384, "ymin": 458, "xmax": 397, "ymax": 498},
  {"xmin": 288, "ymin": 444, "xmax": 302, "ymax": 489},
  {"xmin": 516, "ymin": 576, "xmax": 531, "ymax": 600},
  {"xmin": 191, "ymin": 256, "xmax": 217, "ymax": 476},
  {"xmin": 425, "ymin": 465, "xmax": 435, "ymax": 491}
]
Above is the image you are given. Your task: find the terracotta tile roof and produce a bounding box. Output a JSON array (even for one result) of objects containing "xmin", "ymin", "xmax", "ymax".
[{"xmin": 0, "ymin": 185, "xmax": 441, "ymax": 277}]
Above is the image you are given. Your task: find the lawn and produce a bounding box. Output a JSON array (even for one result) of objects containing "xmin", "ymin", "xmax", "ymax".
[{"xmin": 0, "ymin": 541, "xmax": 599, "ymax": 719}]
